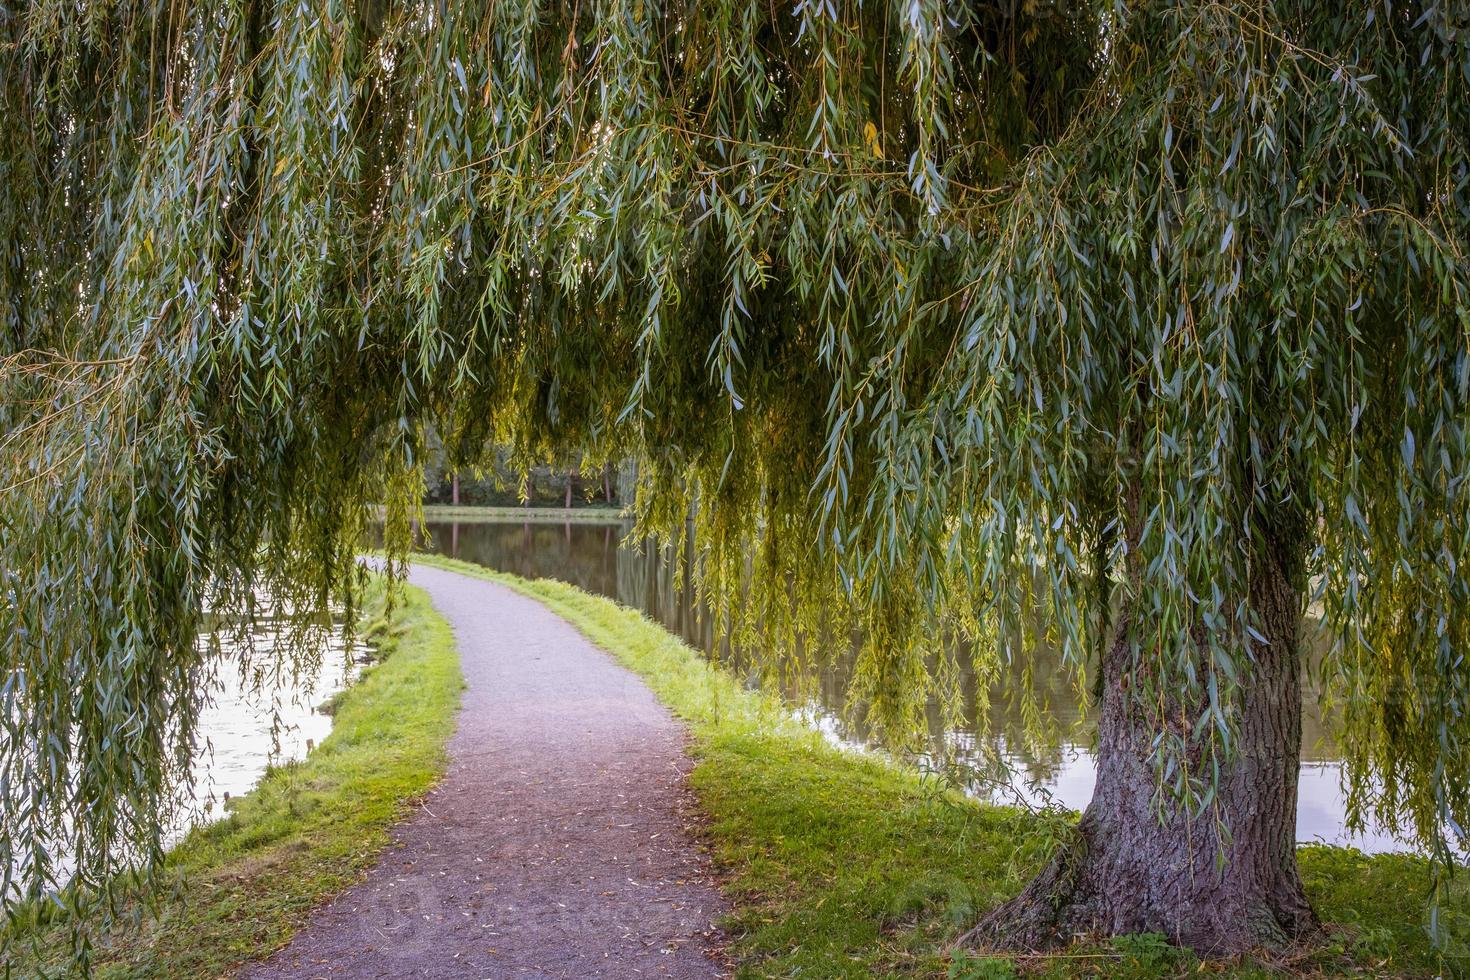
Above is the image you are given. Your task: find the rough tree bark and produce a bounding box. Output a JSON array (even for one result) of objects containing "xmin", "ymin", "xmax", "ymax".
[{"xmin": 968, "ymin": 518, "xmax": 1318, "ymax": 954}]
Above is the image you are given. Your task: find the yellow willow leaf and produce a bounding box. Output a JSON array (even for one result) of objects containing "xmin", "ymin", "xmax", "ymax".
[{"xmin": 863, "ymin": 120, "xmax": 884, "ymax": 159}]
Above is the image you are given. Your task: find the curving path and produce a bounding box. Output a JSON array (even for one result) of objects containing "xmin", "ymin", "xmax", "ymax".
[{"xmin": 241, "ymin": 563, "xmax": 727, "ymax": 979}]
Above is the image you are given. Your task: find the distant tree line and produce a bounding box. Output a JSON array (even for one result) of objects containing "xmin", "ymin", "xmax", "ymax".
[{"xmin": 421, "ymin": 437, "xmax": 624, "ymax": 509}]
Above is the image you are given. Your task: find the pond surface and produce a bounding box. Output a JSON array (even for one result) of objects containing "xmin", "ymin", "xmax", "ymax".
[
  {"xmin": 180, "ymin": 614, "xmax": 359, "ymax": 834},
  {"xmin": 416, "ymin": 516, "xmax": 1413, "ymax": 855},
  {"xmin": 2, "ymin": 613, "xmax": 357, "ymax": 908}
]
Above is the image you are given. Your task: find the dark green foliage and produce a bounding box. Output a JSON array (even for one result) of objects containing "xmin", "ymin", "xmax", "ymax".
[
  {"xmin": 1, "ymin": 0, "xmax": 1467, "ymax": 963},
  {"xmin": 418, "ymin": 435, "xmax": 624, "ymax": 507}
]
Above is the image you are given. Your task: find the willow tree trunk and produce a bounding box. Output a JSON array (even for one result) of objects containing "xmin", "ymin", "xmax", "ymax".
[{"xmin": 972, "ymin": 528, "xmax": 1318, "ymax": 954}]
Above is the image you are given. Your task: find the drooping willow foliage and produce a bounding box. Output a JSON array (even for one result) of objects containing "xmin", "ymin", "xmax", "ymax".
[{"xmin": 1, "ymin": 0, "xmax": 1467, "ymax": 962}]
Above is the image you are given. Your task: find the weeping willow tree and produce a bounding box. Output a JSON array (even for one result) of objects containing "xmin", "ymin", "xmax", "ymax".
[{"xmin": 2, "ymin": 0, "xmax": 1468, "ymax": 964}]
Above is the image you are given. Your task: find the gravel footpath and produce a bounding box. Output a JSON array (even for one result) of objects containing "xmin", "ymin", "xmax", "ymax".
[{"xmin": 239, "ymin": 563, "xmax": 728, "ymax": 979}]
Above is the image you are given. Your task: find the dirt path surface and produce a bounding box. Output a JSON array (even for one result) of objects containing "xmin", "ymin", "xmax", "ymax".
[{"xmin": 240, "ymin": 564, "xmax": 727, "ymax": 979}]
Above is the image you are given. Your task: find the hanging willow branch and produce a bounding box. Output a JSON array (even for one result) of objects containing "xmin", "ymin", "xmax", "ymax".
[{"xmin": 1, "ymin": 0, "xmax": 1467, "ymax": 967}]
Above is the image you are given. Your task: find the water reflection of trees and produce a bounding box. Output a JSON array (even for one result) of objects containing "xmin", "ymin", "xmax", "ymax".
[
  {"xmin": 418, "ymin": 519, "xmax": 1341, "ymax": 786},
  {"xmin": 424, "ymin": 520, "xmax": 621, "ymax": 597}
]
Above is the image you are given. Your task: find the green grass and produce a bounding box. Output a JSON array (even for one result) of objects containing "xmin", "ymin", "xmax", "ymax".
[
  {"xmin": 403, "ymin": 503, "xmax": 627, "ymax": 523},
  {"xmin": 409, "ymin": 553, "xmax": 1469, "ymax": 979},
  {"xmin": 5, "ymin": 578, "xmax": 463, "ymax": 978}
]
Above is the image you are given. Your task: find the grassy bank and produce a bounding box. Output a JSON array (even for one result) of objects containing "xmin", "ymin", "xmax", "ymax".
[
  {"xmin": 6, "ymin": 579, "xmax": 462, "ymax": 978},
  {"xmin": 410, "ymin": 553, "xmax": 1466, "ymax": 979},
  {"xmin": 408, "ymin": 503, "xmax": 627, "ymax": 523}
]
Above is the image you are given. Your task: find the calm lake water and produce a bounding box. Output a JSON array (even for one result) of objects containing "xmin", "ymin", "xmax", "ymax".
[
  {"xmin": 182, "ymin": 614, "xmax": 359, "ymax": 832},
  {"xmin": 416, "ymin": 516, "xmax": 1413, "ymax": 855},
  {"xmin": 2, "ymin": 614, "xmax": 357, "ymax": 908}
]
